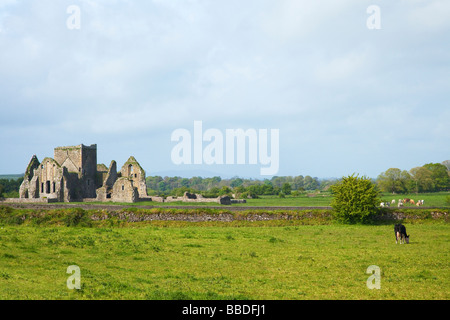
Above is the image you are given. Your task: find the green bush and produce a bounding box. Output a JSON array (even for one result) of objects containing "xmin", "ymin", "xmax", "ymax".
[{"xmin": 330, "ymin": 174, "xmax": 381, "ymax": 223}]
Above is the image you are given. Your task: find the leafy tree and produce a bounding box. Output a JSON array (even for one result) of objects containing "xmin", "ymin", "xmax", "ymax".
[
  {"xmin": 157, "ymin": 181, "xmax": 169, "ymax": 192},
  {"xmin": 292, "ymin": 175, "xmax": 304, "ymax": 190},
  {"xmin": 0, "ymin": 178, "xmax": 23, "ymax": 198},
  {"xmin": 319, "ymin": 178, "xmax": 338, "ymax": 191},
  {"xmin": 219, "ymin": 186, "xmax": 232, "ymax": 196},
  {"xmin": 180, "ymin": 178, "xmax": 190, "ymax": 188},
  {"xmin": 271, "ymin": 176, "xmax": 285, "ymax": 188},
  {"xmin": 230, "ymin": 178, "xmax": 243, "ymax": 188},
  {"xmin": 423, "ymin": 163, "xmax": 450, "ymax": 191},
  {"xmin": 201, "ymin": 187, "xmax": 220, "ymax": 198},
  {"xmin": 409, "ymin": 167, "xmax": 434, "ymax": 193},
  {"xmin": 303, "ymin": 176, "xmax": 319, "ymax": 190},
  {"xmin": 247, "ymin": 184, "xmax": 261, "ymax": 195},
  {"xmin": 331, "ymin": 174, "xmax": 381, "ymax": 224},
  {"xmin": 0, "ymin": 184, "xmax": 4, "ymax": 198},
  {"xmin": 171, "ymin": 187, "xmax": 196, "ymax": 197},
  {"xmin": 281, "ymin": 183, "xmax": 292, "ymax": 195},
  {"xmin": 273, "ymin": 186, "xmax": 281, "ymax": 195},
  {"xmin": 189, "ymin": 176, "xmax": 204, "ymax": 190},
  {"xmin": 377, "ymin": 168, "xmax": 410, "ymax": 194},
  {"xmin": 262, "ymin": 181, "xmax": 274, "ymax": 195},
  {"xmin": 442, "ymin": 160, "xmax": 450, "ymax": 171},
  {"xmin": 233, "ymin": 185, "xmax": 246, "ymax": 194}
]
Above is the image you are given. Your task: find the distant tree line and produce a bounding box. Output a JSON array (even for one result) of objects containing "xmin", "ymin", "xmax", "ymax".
[
  {"xmin": 145, "ymin": 175, "xmax": 335, "ymax": 198},
  {"xmin": 0, "ymin": 177, "xmax": 24, "ymax": 198},
  {"xmin": 377, "ymin": 161, "xmax": 450, "ymax": 194}
]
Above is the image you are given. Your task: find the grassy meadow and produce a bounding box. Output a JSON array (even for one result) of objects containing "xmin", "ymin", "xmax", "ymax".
[
  {"xmin": 0, "ymin": 219, "xmax": 448, "ymax": 300},
  {"xmin": 64, "ymin": 191, "xmax": 450, "ymax": 208},
  {"xmin": 0, "ymin": 191, "xmax": 448, "ymax": 300}
]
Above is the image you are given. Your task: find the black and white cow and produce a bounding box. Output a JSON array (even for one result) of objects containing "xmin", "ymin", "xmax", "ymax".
[{"xmin": 394, "ymin": 223, "xmax": 410, "ymax": 244}]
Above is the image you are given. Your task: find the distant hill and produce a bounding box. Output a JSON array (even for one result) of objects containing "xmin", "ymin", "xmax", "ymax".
[{"xmin": 0, "ymin": 174, "xmax": 23, "ymax": 180}]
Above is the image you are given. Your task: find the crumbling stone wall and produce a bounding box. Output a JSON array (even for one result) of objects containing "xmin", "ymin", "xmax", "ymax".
[
  {"xmin": 96, "ymin": 160, "xmax": 118, "ymax": 201},
  {"xmin": 103, "ymin": 160, "xmax": 118, "ymax": 190},
  {"xmin": 96, "ymin": 163, "xmax": 108, "ymax": 188},
  {"xmin": 164, "ymin": 192, "xmax": 233, "ymax": 205},
  {"xmin": 20, "ymin": 156, "xmax": 67, "ymax": 202},
  {"xmin": 54, "ymin": 146, "xmax": 81, "ymax": 173},
  {"xmin": 95, "ymin": 157, "xmax": 149, "ymax": 203},
  {"xmin": 111, "ymin": 177, "xmax": 138, "ymax": 203},
  {"xmin": 53, "ymin": 144, "xmax": 97, "ymax": 198},
  {"xmin": 19, "ymin": 155, "xmax": 40, "ymax": 199},
  {"xmin": 24, "ymin": 155, "xmax": 40, "ymax": 180},
  {"xmin": 17, "ymin": 144, "xmax": 235, "ymax": 205},
  {"xmin": 120, "ymin": 156, "xmax": 147, "ymax": 197},
  {"xmin": 20, "ymin": 144, "xmax": 98, "ymax": 202},
  {"xmin": 36, "ymin": 157, "xmax": 65, "ymax": 201}
]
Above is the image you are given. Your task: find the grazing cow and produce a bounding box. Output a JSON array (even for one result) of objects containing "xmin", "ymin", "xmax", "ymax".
[
  {"xmin": 391, "ymin": 199, "xmax": 396, "ymax": 204},
  {"xmin": 398, "ymin": 202, "xmax": 403, "ymax": 207},
  {"xmin": 416, "ymin": 199, "xmax": 424, "ymax": 206},
  {"xmin": 394, "ymin": 223, "xmax": 410, "ymax": 244},
  {"xmin": 410, "ymin": 199, "xmax": 415, "ymax": 205},
  {"xmin": 403, "ymin": 198, "xmax": 410, "ymax": 204},
  {"xmin": 380, "ymin": 202, "xmax": 385, "ymax": 208}
]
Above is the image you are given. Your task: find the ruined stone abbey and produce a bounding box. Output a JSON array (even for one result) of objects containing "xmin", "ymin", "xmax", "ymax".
[{"xmin": 18, "ymin": 144, "xmax": 151, "ymax": 203}]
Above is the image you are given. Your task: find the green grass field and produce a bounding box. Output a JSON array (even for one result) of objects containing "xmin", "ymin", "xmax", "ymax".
[
  {"xmin": 1, "ymin": 191, "xmax": 448, "ymax": 300},
  {"xmin": 67, "ymin": 191, "xmax": 449, "ymax": 208},
  {"xmin": 0, "ymin": 221, "xmax": 448, "ymax": 300}
]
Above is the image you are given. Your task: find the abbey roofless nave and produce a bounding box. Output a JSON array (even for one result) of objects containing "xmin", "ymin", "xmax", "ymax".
[{"xmin": 19, "ymin": 144, "xmax": 150, "ymax": 203}]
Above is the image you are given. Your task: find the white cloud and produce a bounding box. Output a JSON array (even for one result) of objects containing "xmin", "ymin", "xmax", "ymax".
[
  {"xmin": 261, "ymin": 0, "xmax": 355, "ymax": 42},
  {"xmin": 407, "ymin": 0, "xmax": 450, "ymax": 30},
  {"xmin": 314, "ymin": 48, "xmax": 370, "ymax": 82},
  {"xmin": 0, "ymin": 1, "xmax": 448, "ymax": 177}
]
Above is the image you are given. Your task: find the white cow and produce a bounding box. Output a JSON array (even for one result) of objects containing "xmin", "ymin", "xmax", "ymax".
[
  {"xmin": 391, "ymin": 199, "xmax": 396, "ymax": 204},
  {"xmin": 416, "ymin": 199, "xmax": 425, "ymax": 206}
]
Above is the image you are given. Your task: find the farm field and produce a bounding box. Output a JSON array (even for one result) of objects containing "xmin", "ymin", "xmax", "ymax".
[
  {"xmin": 378, "ymin": 192, "xmax": 450, "ymax": 208},
  {"xmin": 65, "ymin": 191, "xmax": 450, "ymax": 208},
  {"xmin": 238, "ymin": 192, "xmax": 449, "ymax": 207},
  {"xmin": 0, "ymin": 222, "xmax": 448, "ymax": 300}
]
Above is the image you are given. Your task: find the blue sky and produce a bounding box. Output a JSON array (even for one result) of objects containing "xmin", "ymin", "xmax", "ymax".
[{"xmin": 0, "ymin": 0, "xmax": 449, "ymax": 179}]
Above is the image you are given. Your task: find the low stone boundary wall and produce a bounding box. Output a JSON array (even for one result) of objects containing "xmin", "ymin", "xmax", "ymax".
[
  {"xmin": 0, "ymin": 198, "xmax": 58, "ymax": 203},
  {"xmin": 0, "ymin": 202, "xmax": 447, "ymax": 223}
]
